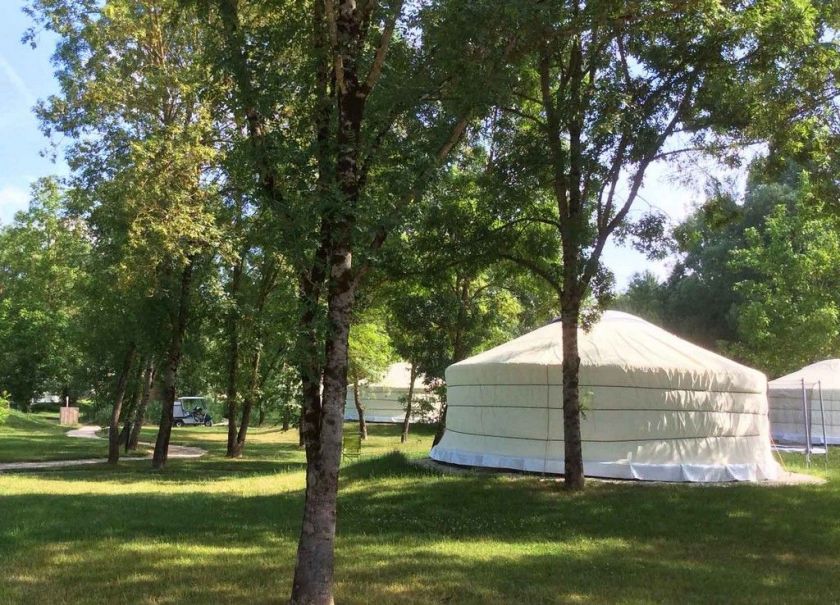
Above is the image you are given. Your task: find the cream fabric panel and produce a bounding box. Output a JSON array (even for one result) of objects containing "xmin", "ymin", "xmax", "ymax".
[
  {"xmin": 344, "ymin": 386, "xmax": 440, "ymax": 423},
  {"xmin": 768, "ymin": 386, "xmax": 840, "ymax": 444}
]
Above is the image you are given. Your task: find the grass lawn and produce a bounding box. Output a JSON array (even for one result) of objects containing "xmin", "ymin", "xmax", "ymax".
[
  {"xmin": 1, "ymin": 416, "xmax": 839, "ymax": 604},
  {"xmin": 0, "ymin": 411, "xmax": 109, "ymax": 462}
]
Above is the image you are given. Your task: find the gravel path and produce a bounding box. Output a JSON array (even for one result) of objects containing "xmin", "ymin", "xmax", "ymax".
[{"xmin": 0, "ymin": 425, "xmax": 206, "ymax": 472}]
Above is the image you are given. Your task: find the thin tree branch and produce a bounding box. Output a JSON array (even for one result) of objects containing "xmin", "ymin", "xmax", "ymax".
[{"xmin": 362, "ymin": 0, "xmax": 403, "ymax": 95}]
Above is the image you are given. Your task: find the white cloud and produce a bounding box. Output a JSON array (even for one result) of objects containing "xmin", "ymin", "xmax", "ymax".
[
  {"xmin": 0, "ymin": 54, "xmax": 37, "ymax": 107},
  {"xmin": 0, "ymin": 184, "xmax": 29, "ymax": 225}
]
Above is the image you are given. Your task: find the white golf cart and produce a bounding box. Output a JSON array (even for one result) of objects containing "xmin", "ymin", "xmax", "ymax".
[{"xmin": 173, "ymin": 396, "xmax": 213, "ymax": 427}]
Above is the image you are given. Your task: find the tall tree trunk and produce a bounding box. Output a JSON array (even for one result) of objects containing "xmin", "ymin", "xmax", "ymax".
[
  {"xmin": 353, "ymin": 379, "xmax": 366, "ymax": 440},
  {"xmin": 129, "ymin": 360, "xmax": 155, "ymax": 450},
  {"xmin": 291, "ymin": 0, "xmax": 364, "ymax": 592},
  {"xmin": 560, "ymin": 302, "xmax": 584, "ymax": 490},
  {"xmin": 291, "ymin": 237, "xmax": 355, "ymax": 605},
  {"xmin": 434, "ymin": 279, "xmax": 471, "ymax": 446},
  {"xmin": 225, "ymin": 257, "xmax": 244, "ymax": 458},
  {"xmin": 432, "ymin": 404, "xmax": 447, "ymax": 446},
  {"xmin": 122, "ymin": 359, "xmax": 145, "ymax": 453},
  {"xmin": 258, "ymin": 401, "xmax": 266, "ymax": 426},
  {"xmin": 401, "ymin": 363, "xmax": 418, "ymax": 443},
  {"xmin": 108, "ymin": 343, "xmax": 137, "ymax": 464},
  {"xmin": 233, "ymin": 346, "xmax": 262, "ymax": 456},
  {"xmin": 152, "ymin": 261, "xmax": 194, "ymax": 470}
]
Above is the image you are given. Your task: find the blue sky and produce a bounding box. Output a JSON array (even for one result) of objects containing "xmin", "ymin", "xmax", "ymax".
[
  {"xmin": 0, "ymin": 2, "xmax": 725, "ymax": 290},
  {"xmin": 0, "ymin": 2, "xmax": 66, "ymax": 226}
]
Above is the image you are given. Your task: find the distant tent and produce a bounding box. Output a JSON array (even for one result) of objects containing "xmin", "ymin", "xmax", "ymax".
[
  {"xmin": 431, "ymin": 311, "xmax": 779, "ymax": 482},
  {"xmin": 768, "ymin": 359, "xmax": 840, "ymax": 445},
  {"xmin": 345, "ymin": 362, "xmax": 440, "ymax": 423}
]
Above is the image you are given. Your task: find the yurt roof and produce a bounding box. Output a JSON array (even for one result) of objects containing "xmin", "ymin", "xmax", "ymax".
[
  {"xmin": 364, "ymin": 362, "xmax": 426, "ymax": 390},
  {"xmin": 448, "ymin": 310, "xmax": 765, "ymax": 392},
  {"xmin": 768, "ymin": 359, "xmax": 840, "ymax": 389}
]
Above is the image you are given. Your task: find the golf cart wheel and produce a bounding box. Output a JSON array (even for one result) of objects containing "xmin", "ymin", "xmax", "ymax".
[
  {"xmin": 204, "ymin": 419, "xmax": 213, "ymax": 427},
  {"xmin": 174, "ymin": 420, "xmax": 184, "ymax": 427}
]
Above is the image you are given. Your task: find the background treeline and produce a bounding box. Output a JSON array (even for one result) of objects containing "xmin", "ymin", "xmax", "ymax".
[{"xmin": 616, "ymin": 143, "xmax": 840, "ymax": 378}]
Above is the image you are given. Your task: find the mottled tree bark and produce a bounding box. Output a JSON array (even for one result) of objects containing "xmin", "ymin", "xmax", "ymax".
[
  {"xmin": 152, "ymin": 260, "xmax": 194, "ymax": 470},
  {"xmin": 352, "ymin": 379, "xmax": 366, "ymax": 440},
  {"xmin": 560, "ymin": 303, "xmax": 584, "ymax": 489},
  {"xmin": 108, "ymin": 343, "xmax": 137, "ymax": 464},
  {"xmin": 291, "ymin": 1, "xmax": 370, "ymax": 600}
]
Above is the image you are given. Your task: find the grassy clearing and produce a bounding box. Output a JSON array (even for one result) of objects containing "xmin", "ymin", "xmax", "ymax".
[{"xmin": 0, "ymin": 418, "xmax": 838, "ymax": 604}]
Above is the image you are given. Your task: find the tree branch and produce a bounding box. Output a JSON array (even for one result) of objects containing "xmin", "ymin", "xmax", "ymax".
[
  {"xmin": 323, "ymin": 0, "xmax": 345, "ymax": 94},
  {"xmin": 362, "ymin": 0, "xmax": 403, "ymax": 95}
]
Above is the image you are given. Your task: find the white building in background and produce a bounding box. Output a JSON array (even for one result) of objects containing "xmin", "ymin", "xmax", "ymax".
[
  {"xmin": 345, "ymin": 362, "xmax": 441, "ymax": 424},
  {"xmin": 431, "ymin": 311, "xmax": 780, "ymax": 483},
  {"xmin": 768, "ymin": 359, "xmax": 840, "ymax": 445}
]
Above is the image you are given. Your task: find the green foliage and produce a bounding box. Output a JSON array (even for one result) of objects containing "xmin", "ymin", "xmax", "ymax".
[
  {"xmin": 728, "ymin": 177, "xmax": 840, "ymax": 375},
  {"xmin": 348, "ymin": 317, "xmax": 395, "ymax": 385},
  {"xmin": 618, "ymin": 161, "xmax": 840, "ymax": 377},
  {"xmin": 0, "ymin": 392, "xmax": 10, "ymax": 425},
  {"xmin": 0, "ymin": 179, "xmax": 90, "ymax": 407}
]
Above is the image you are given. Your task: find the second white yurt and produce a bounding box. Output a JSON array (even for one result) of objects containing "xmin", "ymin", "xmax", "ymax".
[
  {"xmin": 768, "ymin": 359, "xmax": 840, "ymax": 445},
  {"xmin": 345, "ymin": 362, "xmax": 440, "ymax": 423},
  {"xmin": 430, "ymin": 311, "xmax": 780, "ymax": 482}
]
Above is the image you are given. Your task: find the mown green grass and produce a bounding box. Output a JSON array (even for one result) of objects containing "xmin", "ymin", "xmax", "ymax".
[
  {"xmin": 0, "ymin": 411, "xmax": 108, "ymax": 462},
  {"xmin": 0, "ymin": 418, "xmax": 838, "ymax": 604}
]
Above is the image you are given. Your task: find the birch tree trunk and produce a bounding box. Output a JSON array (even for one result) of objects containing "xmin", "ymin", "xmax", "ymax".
[
  {"xmin": 291, "ymin": 1, "xmax": 365, "ymax": 598},
  {"xmin": 560, "ymin": 302, "xmax": 584, "ymax": 489}
]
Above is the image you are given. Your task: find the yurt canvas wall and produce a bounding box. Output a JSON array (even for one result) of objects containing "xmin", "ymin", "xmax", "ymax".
[
  {"xmin": 345, "ymin": 362, "xmax": 440, "ymax": 423},
  {"xmin": 431, "ymin": 311, "xmax": 779, "ymax": 482},
  {"xmin": 768, "ymin": 359, "xmax": 840, "ymax": 445}
]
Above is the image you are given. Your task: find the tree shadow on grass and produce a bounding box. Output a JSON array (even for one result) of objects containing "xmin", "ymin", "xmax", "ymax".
[{"xmin": 10, "ymin": 458, "xmax": 308, "ymax": 483}]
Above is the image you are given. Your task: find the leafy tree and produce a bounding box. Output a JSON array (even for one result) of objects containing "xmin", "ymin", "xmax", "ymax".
[
  {"xmin": 0, "ymin": 179, "xmax": 89, "ymax": 410},
  {"xmin": 728, "ymin": 176, "xmax": 840, "ymax": 375},
  {"xmin": 209, "ymin": 2, "xmax": 520, "ymax": 600},
  {"xmin": 28, "ymin": 0, "xmax": 230, "ymax": 467},
  {"xmin": 612, "ymin": 272, "xmax": 667, "ymax": 325},
  {"xmin": 478, "ymin": 0, "xmax": 839, "ymax": 489},
  {"xmin": 347, "ymin": 316, "xmax": 395, "ymax": 439}
]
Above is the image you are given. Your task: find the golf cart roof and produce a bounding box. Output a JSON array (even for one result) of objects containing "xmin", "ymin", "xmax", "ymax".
[{"xmin": 177, "ymin": 396, "xmax": 206, "ymax": 400}]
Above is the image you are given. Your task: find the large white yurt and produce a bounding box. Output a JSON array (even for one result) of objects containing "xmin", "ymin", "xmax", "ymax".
[
  {"xmin": 345, "ymin": 362, "xmax": 440, "ymax": 423},
  {"xmin": 430, "ymin": 311, "xmax": 780, "ymax": 482},
  {"xmin": 768, "ymin": 359, "xmax": 840, "ymax": 445}
]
